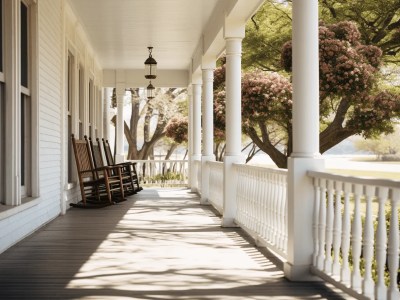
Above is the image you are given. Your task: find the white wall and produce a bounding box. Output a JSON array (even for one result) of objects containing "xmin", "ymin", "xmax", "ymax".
[
  {"xmin": 0, "ymin": 0, "xmax": 63, "ymax": 254},
  {"xmin": 0, "ymin": 0, "xmax": 104, "ymax": 254}
]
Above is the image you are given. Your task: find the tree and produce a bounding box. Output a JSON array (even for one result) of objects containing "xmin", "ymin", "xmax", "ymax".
[
  {"xmin": 244, "ymin": 0, "xmax": 400, "ymax": 71},
  {"xmin": 320, "ymin": 0, "xmax": 400, "ymax": 62},
  {"xmin": 217, "ymin": 22, "xmax": 400, "ymax": 168},
  {"xmin": 164, "ymin": 116, "xmax": 189, "ymax": 159},
  {"xmin": 112, "ymin": 88, "xmax": 186, "ymax": 160},
  {"xmin": 242, "ymin": 0, "xmax": 292, "ymax": 71}
]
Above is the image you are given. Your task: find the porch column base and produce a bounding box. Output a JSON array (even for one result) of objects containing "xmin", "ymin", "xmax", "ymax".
[
  {"xmin": 284, "ymin": 262, "xmax": 319, "ymax": 281},
  {"xmin": 285, "ymin": 156, "xmax": 325, "ymax": 281},
  {"xmin": 201, "ymin": 155, "xmax": 215, "ymax": 205},
  {"xmin": 115, "ymin": 154, "xmax": 125, "ymax": 164},
  {"xmin": 191, "ymin": 154, "xmax": 201, "ymax": 193},
  {"xmin": 221, "ymin": 217, "xmax": 238, "ymax": 228},
  {"xmin": 222, "ymin": 155, "xmax": 244, "ymax": 228}
]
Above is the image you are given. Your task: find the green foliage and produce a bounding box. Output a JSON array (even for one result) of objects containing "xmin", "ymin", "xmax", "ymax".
[
  {"xmin": 143, "ymin": 172, "xmax": 185, "ymax": 187},
  {"xmin": 243, "ymin": 0, "xmax": 292, "ymax": 71}
]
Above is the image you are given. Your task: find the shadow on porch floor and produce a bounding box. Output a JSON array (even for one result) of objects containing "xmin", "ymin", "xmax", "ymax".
[{"xmin": 0, "ymin": 188, "xmax": 352, "ymax": 299}]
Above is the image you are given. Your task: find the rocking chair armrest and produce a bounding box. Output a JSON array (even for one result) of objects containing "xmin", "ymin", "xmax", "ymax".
[{"xmin": 115, "ymin": 161, "xmax": 136, "ymax": 167}]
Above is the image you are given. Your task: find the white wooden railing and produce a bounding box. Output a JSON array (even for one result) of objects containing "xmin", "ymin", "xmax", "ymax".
[
  {"xmin": 130, "ymin": 160, "xmax": 188, "ymax": 186},
  {"xmin": 235, "ymin": 164, "xmax": 288, "ymax": 258},
  {"xmin": 308, "ymin": 171, "xmax": 400, "ymax": 300},
  {"xmin": 208, "ymin": 161, "xmax": 224, "ymax": 214}
]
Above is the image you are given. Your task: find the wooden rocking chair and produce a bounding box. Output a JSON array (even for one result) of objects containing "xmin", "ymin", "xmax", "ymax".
[
  {"xmin": 88, "ymin": 137, "xmax": 136, "ymax": 196},
  {"xmin": 71, "ymin": 134, "xmax": 125, "ymax": 207},
  {"xmin": 102, "ymin": 138, "xmax": 143, "ymax": 192}
]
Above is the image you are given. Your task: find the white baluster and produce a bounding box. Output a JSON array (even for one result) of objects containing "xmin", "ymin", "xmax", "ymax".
[
  {"xmin": 256, "ymin": 170, "xmax": 264, "ymax": 236},
  {"xmin": 269, "ymin": 173, "xmax": 278, "ymax": 245},
  {"xmin": 341, "ymin": 182, "xmax": 352, "ymax": 285},
  {"xmin": 351, "ymin": 184, "xmax": 363, "ymax": 292},
  {"xmin": 251, "ymin": 169, "xmax": 256, "ymax": 231},
  {"xmin": 266, "ymin": 172, "xmax": 272, "ymax": 242},
  {"xmin": 313, "ymin": 177, "xmax": 320, "ymax": 266},
  {"xmin": 317, "ymin": 178, "xmax": 327, "ymax": 270},
  {"xmin": 325, "ymin": 180, "xmax": 335, "ymax": 273},
  {"xmin": 283, "ymin": 177, "xmax": 288, "ymax": 254},
  {"xmin": 332, "ymin": 181, "xmax": 342, "ymax": 277},
  {"xmin": 388, "ymin": 188, "xmax": 400, "ymax": 300},
  {"xmin": 235, "ymin": 167, "xmax": 242, "ymax": 223},
  {"xmin": 362, "ymin": 185, "xmax": 375, "ymax": 299},
  {"xmin": 278, "ymin": 174, "xmax": 285, "ymax": 250},
  {"xmin": 375, "ymin": 187, "xmax": 389, "ymax": 299}
]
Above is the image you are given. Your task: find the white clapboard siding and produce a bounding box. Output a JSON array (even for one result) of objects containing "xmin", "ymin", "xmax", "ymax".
[{"xmin": 0, "ymin": 0, "xmax": 63, "ymax": 254}]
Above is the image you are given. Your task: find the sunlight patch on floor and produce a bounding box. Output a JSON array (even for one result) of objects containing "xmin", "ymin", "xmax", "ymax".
[{"xmin": 67, "ymin": 189, "xmax": 283, "ymax": 294}]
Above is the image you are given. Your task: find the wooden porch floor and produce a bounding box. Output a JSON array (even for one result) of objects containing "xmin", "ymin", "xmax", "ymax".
[{"xmin": 0, "ymin": 188, "xmax": 353, "ymax": 300}]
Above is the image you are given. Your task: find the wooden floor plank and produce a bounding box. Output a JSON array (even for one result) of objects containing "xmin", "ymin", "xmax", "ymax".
[{"xmin": 0, "ymin": 188, "xmax": 353, "ymax": 299}]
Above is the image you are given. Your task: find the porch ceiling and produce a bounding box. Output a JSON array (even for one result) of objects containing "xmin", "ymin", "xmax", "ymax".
[{"xmin": 68, "ymin": 0, "xmax": 220, "ymax": 71}]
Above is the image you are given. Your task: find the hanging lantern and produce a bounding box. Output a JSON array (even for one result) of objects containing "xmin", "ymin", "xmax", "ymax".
[
  {"xmin": 144, "ymin": 47, "xmax": 157, "ymax": 79},
  {"xmin": 146, "ymin": 81, "xmax": 155, "ymax": 100}
]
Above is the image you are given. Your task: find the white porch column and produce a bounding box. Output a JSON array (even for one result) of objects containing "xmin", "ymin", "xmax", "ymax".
[
  {"xmin": 284, "ymin": 0, "xmax": 325, "ymax": 281},
  {"xmin": 103, "ymin": 87, "xmax": 111, "ymax": 141},
  {"xmin": 191, "ymin": 83, "xmax": 202, "ymax": 193},
  {"xmin": 201, "ymin": 66, "xmax": 216, "ymax": 204},
  {"xmin": 187, "ymin": 86, "xmax": 193, "ymax": 188},
  {"xmin": 222, "ymin": 22, "xmax": 245, "ymax": 227},
  {"xmin": 115, "ymin": 83, "xmax": 125, "ymax": 164}
]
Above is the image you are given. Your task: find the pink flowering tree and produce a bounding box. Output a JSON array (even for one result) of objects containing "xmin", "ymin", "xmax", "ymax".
[
  {"xmin": 164, "ymin": 116, "xmax": 188, "ymax": 160},
  {"xmin": 165, "ymin": 116, "xmax": 188, "ymax": 144},
  {"xmin": 217, "ymin": 21, "xmax": 400, "ymax": 168}
]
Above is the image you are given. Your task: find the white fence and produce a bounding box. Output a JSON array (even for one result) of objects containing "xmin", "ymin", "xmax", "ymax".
[
  {"xmin": 208, "ymin": 161, "xmax": 224, "ymax": 214},
  {"xmin": 130, "ymin": 160, "xmax": 188, "ymax": 186},
  {"xmin": 235, "ymin": 164, "xmax": 288, "ymax": 258},
  {"xmin": 308, "ymin": 171, "xmax": 400, "ymax": 300}
]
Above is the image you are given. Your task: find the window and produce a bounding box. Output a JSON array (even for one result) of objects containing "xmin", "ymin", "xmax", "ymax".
[
  {"xmin": 0, "ymin": 83, "xmax": 4, "ymax": 202},
  {"xmin": 67, "ymin": 52, "xmax": 74, "ymax": 183},
  {"xmin": 1, "ymin": 0, "xmax": 37, "ymax": 205},
  {"xmin": 0, "ymin": 1, "xmax": 4, "ymax": 202},
  {"xmin": 20, "ymin": 1, "xmax": 31, "ymax": 197},
  {"xmin": 0, "ymin": 0, "xmax": 3, "ymax": 73},
  {"xmin": 88, "ymin": 78, "xmax": 93, "ymax": 137},
  {"xmin": 78, "ymin": 66, "xmax": 84, "ymax": 138}
]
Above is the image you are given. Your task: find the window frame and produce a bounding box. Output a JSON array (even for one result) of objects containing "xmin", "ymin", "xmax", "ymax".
[{"xmin": 2, "ymin": 0, "xmax": 38, "ymax": 205}]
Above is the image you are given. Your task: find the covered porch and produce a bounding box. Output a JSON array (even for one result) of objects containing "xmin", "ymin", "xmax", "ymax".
[
  {"xmin": 0, "ymin": 188, "xmax": 349, "ymax": 299},
  {"xmin": 0, "ymin": 0, "xmax": 399, "ymax": 299}
]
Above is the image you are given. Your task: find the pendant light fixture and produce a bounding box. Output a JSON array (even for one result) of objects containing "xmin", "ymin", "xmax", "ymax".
[
  {"xmin": 144, "ymin": 47, "xmax": 157, "ymax": 79},
  {"xmin": 146, "ymin": 81, "xmax": 155, "ymax": 100}
]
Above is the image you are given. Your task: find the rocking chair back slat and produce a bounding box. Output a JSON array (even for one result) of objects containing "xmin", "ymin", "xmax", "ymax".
[
  {"xmin": 102, "ymin": 139, "xmax": 115, "ymax": 166},
  {"xmin": 73, "ymin": 138, "xmax": 95, "ymax": 179}
]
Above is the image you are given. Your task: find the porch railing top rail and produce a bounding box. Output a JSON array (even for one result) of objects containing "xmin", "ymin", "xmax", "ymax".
[
  {"xmin": 128, "ymin": 159, "xmax": 188, "ymax": 163},
  {"xmin": 234, "ymin": 163, "xmax": 288, "ymax": 175},
  {"xmin": 308, "ymin": 170, "xmax": 400, "ymax": 189}
]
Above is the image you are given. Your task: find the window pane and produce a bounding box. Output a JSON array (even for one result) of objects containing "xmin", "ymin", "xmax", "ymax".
[
  {"xmin": 20, "ymin": 93, "xmax": 31, "ymax": 192},
  {"xmin": 0, "ymin": 83, "xmax": 4, "ymax": 202},
  {"xmin": 20, "ymin": 2, "xmax": 28, "ymax": 88},
  {"xmin": 68, "ymin": 115, "xmax": 72, "ymax": 182},
  {"xmin": 21, "ymin": 94, "xmax": 25, "ymax": 186}
]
